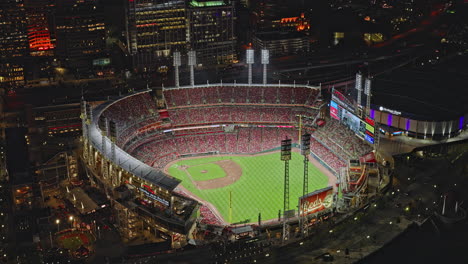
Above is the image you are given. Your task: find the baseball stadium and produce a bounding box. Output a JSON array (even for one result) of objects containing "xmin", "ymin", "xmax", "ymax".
[{"xmin": 81, "ymin": 80, "xmax": 376, "ymax": 244}]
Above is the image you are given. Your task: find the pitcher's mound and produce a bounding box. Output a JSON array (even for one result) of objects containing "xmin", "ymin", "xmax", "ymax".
[{"xmin": 196, "ymin": 160, "xmax": 242, "ymax": 190}]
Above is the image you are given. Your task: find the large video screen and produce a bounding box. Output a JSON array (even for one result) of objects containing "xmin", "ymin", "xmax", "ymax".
[
  {"xmin": 330, "ymin": 100, "xmax": 374, "ymax": 144},
  {"xmin": 341, "ymin": 107, "xmax": 362, "ymax": 134}
]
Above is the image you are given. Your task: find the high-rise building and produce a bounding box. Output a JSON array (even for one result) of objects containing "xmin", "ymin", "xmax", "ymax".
[
  {"xmin": 126, "ymin": 0, "xmax": 187, "ymax": 72},
  {"xmin": 0, "ymin": 62, "xmax": 25, "ymax": 91},
  {"xmin": 251, "ymin": 0, "xmax": 302, "ymax": 31},
  {"xmin": 55, "ymin": 0, "xmax": 106, "ymax": 71},
  {"xmin": 0, "ymin": 0, "xmax": 29, "ymax": 58},
  {"xmin": 252, "ymin": 31, "xmax": 309, "ymax": 57},
  {"xmin": 187, "ymin": 0, "xmax": 237, "ymax": 66},
  {"xmin": 24, "ymin": 0, "xmax": 55, "ymax": 56},
  {"xmin": 0, "ymin": 0, "xmax": 28, "ymax": 91}
]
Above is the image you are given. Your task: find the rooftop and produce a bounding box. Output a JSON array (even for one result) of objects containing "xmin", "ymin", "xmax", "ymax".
[{"xmin": 371, "ymin": 53, "xmax": 468, "ymax": 121}]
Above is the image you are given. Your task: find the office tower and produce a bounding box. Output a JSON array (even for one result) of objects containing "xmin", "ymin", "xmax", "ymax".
[
  {"xmin": 127, "ymin": 0, "xmax": 187, "ymax": 72},
  {"xmin": 0, "ymin": 0, "xmax": 28, "ymax": 90},
  {"xmin": 25, "ymin": 0, "xmax": 55, "ymax": 56},
  {"xmin": 0, "ymin": 0, "xmax": 29, "ymax": 58},
  {"xmin": 55, "ymin": 0, "xmax": 106, "ymax": 71},
  {"xmin": 187, "ymin": 0, "xmax": 237, "ymax": 66},
  {"xmin": 251, "ymin": 0, "xmax": 303, "ymax": 31}
]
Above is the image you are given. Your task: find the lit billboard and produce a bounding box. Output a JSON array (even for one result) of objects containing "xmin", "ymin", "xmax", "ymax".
[
  {"xmin": 364, "ymin": 117, "xmax": 375, "ymax": 144},
  {"xmin": 329, "ymin": 88, "xmax": 375, "ymax": 145},
  {"xmin": 330, "ymin": 100, "xmax": 339, "ymax": 120},
  {"xmin": 331, "ymin": 88, "xmax": 355, "ymax": 113},
  {"xmin": 366, "ymin": 123, "xmax": 375, "ymax": 134},
  {"xmin": 364, "ymin": 134, "xmax": 374, "ymax": 144},
  {"xmin": 330, "ymin": 100, "xmax": 367, "ymax": 138},
  {"xmin": 299, "ymin": 186, "xmax": 334, "ymax": 217}
]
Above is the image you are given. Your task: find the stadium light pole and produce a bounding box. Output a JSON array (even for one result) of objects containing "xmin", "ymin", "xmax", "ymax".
[
  {"xmin": 355, "ymin": 73, "xmax": 363, "ymax": 114},
  {"xmin": 246, "ymin": 49, "xmax": 254, "ymax": 84},
  {"xmin": 364, "ymin": 77, "xmax": 372, "ymax": 117},
  {"xmin": 261, "ymin": 49, "xmax": 269, "ymax": 85},
  {"xmin": 300, "ymin": 133, "xmax": 311, "ymax": 237},
  {"xmin": 188, "ymin": 50, "xmax": 197, "ymax": 87},
  {"xmin": 173, "ymin": 51, "xmax": 181, "ymax": 88},
  {"xmin": 281, "ymin": 138, "xmax": 292, "ymax": 243}
]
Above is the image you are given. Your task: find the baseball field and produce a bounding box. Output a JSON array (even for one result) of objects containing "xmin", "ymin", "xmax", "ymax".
[{"xmin": 166, "ymin": 151, "xmax": 330, "ymax": 224}]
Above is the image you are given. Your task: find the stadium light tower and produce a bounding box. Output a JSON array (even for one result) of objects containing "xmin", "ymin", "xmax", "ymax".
[
  {"xmin": 261, "ymin": 49, "xmax": 269, "ymax": 85},
  {"xmin": 173, "ymin": 51, "xmax": 181, "ymax": 87},
  {"xmin": 364, "ymin": 77, "xmax": 372, "ymax": 116},
  {"xmin": 246, "ymin": 49, "xmax": 254, "ymax": 84},
  {"xmin": 300, "ymin": 133, "xmax": 311, "ymax": 237},
  {"xmin": 188, "ymin": 50, "xmax": 197, "ymax": 86},
  {"xmin": 355, "ymin": 73, "xmax": 363, "ymax": 111},
  {"xmin": 281, "ymin": 138, "xmax": 292, "ymax": 243}
]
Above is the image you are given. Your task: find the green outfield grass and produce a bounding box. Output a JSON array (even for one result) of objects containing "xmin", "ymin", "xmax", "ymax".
[
  {"xmin": 167, "ymin": 152, "xmax": 329, "ymax": 223},
  {"xmin": 186, "ymin": 163, "xmax": 226, "ymax": 181}
]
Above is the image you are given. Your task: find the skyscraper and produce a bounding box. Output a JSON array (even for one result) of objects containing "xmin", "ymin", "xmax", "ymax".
[
  {"xmin": 55, "ymin": 0, "xmax": 106, "ymax": 71},
  {"xmin": 24, "ymin": 0, "xmax": 55, "ymax": 56},
  {"xmin": 187, "ymin": 0, "xmax": 237, "ymax": 66},
  {"xmin": 0, "ymin": 0, "xmax": 28, "ymax": 90},
  {"xmin": 126, "ymin": 0, "xmax": 187, "ymax": 72},
  {"xmin": 0, "ymin": 0, "xmax": 29, "ymax": 58}
]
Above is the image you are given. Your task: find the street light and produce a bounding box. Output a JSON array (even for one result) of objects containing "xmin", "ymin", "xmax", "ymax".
[
  {"xmin": 69, "ymin": 216, "xmax": 74, "ymax": 228},
  {"xmin": 56, "ymin": 219, "xmax": 60, "ymax": 232}
]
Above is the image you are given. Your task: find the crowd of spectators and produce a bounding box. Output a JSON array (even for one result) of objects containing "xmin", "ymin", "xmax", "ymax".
[
  {"xmin": 310, "ymin": 138, "xmax": 347, "ymax": 173},
  {"xmin": 99, "ymin": 89, "xmax": 372, "ymax": 180},
  {"xmin": 312, "ymin": 118, "xmax": 373, "ymax": 161},
  {"xmin": 127, "ymin": 127, "xmax": 299, "ymax": 169},
  {"xmin": 102, "ymin": 93, "xmax": 158, "ymax": 127},
  {"xmin": 127, "ymin": 118, "xmax": 373, "ymax": 174},
  {"xmin": 101, "ymin": 88, "xmax": 319, "ymax": 149},
  {"xmin": 124, "ymin": 118, "xmax": 372, "ymax": 176},
  {"xmin": 168, "ymin": 106, "xmax": 316, "ymax": 126},
  {"xmin": 163, "ymin": 86, "xmax": 319, "ymax": 107},
  {"xmin": 199, "ymin": 205, "xmax": 222, "ymax": 226}
]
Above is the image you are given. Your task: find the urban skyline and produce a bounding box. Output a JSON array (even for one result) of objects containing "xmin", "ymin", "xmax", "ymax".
[{"xmin": 0, "ymin": 0, "xmax": 468, "ymax": 263}]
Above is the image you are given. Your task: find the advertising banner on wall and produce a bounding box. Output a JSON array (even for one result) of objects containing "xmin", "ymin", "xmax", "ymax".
[
  {"xmin": 330, "ymin": 100, "xmax": 340, "ymax": 120},
  {"xmin": 299, "ymin": 186, "xmax": 334, "ymax": 217}
]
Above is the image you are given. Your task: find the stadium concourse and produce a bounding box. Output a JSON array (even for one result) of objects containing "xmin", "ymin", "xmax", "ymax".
[{"xmin": 93, "ymin": 84, "xmax": 373, "ymax": 226}]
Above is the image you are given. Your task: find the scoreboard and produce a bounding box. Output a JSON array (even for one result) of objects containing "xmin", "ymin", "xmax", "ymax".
[{"xmin": 330, "ymin": 99, "xmax": 375, "ymax": 144}]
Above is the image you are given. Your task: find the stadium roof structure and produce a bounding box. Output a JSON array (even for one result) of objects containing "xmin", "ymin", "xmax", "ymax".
[
  {"xmin": 371, "ymin": 54, "xmax": 468, "ymax": 121},
  {"xmin": 89, "ymin": 92, "xmax": 181, "ymax": 191}
]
